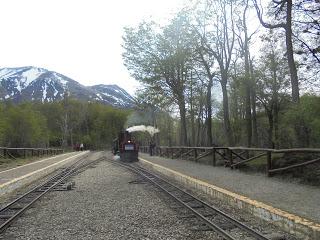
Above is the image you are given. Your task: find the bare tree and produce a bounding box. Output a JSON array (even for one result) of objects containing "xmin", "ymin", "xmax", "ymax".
[
  {"xmin": 253, "ymin": 0, "xmax": 300, "ymax": 103},
  {"xmin": 194, "ymin": 0, "xmax": 236, "ymax": 146}
]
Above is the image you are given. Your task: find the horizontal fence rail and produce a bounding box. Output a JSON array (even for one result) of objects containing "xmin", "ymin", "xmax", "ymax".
[
  {"xmin": 0, "ymin": 147, "xmax": 64, "ymax": 159},
  {"xmin": 139, "ymin": 146, "xmax": 320, "ymax": 177}
]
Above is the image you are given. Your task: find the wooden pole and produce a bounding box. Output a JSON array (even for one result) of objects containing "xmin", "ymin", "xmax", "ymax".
[
  {"xmin": 212, "ymin": 148, "xmax": 216, "ymax": 166},
  {"xmin": 245, "ymin": 150, "xmax": 249, "ymax": 159},
  {"xmin": 228, "ymin": 149, "xmax": 233, "ymax": 168},
  {"xmin": 266, "ymin": 151, "xmax": 272, "ymax": 177}
]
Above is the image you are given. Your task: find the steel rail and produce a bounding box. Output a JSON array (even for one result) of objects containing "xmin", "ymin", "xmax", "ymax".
[
  {"xmin": 0, "ymin": 154, "xmax": 104, "ymax": 233},
  {"xmin": 111, "ymin": 160, "xmax": 269, "ymax": 240},
  {"xmin": 0, "ymin": 154, "xmax": 88, "ymax": 212},
  {"xmin": 135, "ymin": 165, "xmax": 269, "ymax": 240}
]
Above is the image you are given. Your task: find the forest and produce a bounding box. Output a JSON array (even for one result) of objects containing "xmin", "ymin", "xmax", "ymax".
[
  {"xmin": 122, "ymin": 0, "xmax": 320, "ymax": 148},
  {"xmin": 0, "ymin": 0, "xmax": 319, "ymax": 150},
  {"xmin": 0, "ymin": 98, "xmax": 129, "ymax": 149}
]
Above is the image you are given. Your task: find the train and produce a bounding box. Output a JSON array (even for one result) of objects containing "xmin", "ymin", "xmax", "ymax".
[{"xmin": 112, "ymin": 130, "xmax": 139, "ymax": 162}]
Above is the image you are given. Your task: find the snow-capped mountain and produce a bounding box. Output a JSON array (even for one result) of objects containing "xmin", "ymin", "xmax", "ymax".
[
  {"xmin": 91, "ymin": 84, "xmax": 134, "ymax": 107},
  {"xmin": 0, "ymin": 66, "xmax": 135, "ymax": 108}
]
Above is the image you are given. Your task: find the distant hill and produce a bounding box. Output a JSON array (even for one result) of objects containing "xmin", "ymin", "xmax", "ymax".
[{"xmin": 0, "ymin": 66, "xmax": 135, "ymax": 108}]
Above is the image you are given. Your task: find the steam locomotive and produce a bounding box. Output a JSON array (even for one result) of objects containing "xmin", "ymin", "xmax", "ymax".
[{"xmin": 112, "ymin": 130, "xmax": 139, "ymax": 162}]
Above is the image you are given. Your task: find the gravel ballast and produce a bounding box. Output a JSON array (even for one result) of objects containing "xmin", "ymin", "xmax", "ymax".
[{"xmin": 0, "ymin": 154, "xmax": 221, "ymax": 239}]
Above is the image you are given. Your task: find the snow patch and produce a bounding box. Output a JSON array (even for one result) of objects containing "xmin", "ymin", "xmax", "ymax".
[
  {"xmin": 54, "ymin": 88, "xmax": 59, "ymax": 97},
  {"xmin": 0, "ymin": 68, "xmax": 13, "ymax": 79},
  {"xmin": 96, "ymin": 93, "xmax": 103, "ymax": 100},
  {"xmin": 54, "ymin": 73, "xmax": 68, "ymax": 87},
  {"xmin": 21, "ymin": 68, "xmax": 44, "ymax": 86},
  {"xmin": 16, "ymin": 81, "xmax": 22, "ymax": 92},
  {"xmin": 42, "ymin": 84, "xmax": 47, "ymax": 101}
]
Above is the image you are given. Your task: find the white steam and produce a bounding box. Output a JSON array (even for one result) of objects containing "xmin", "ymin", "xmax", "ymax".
[{"xmin": 126, "ymin": 125, "xmax": 160, "ymax": 136}]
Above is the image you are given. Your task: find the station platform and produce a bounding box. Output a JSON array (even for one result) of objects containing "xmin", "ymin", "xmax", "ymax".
[
  {"xmin": 138, "ymin": 153, "xmax": 320, "ymax": 239},
  {"xmin": 0, "ymin": 151, "xmax": 89, "ymax": 198}
]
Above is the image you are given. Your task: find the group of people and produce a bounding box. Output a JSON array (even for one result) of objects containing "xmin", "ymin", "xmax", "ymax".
[{"xmin": 74, "ymin": 143, "xmax": 84, "ymax": 151}]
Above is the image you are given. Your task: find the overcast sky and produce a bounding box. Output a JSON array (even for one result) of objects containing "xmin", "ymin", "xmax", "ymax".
[{"xmin": 0, "ymin": 0, "xmax": 185, "ymax": 95}]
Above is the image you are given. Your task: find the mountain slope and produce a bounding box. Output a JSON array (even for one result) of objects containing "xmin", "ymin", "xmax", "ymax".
[{"xmin": 0, "ymin": 66, "xmax": 135, "ymax": 108}]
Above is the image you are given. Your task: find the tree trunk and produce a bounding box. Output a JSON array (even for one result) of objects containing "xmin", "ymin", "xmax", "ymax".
[
  {"xmin": 178, "ymin": 96, "xmax": 188, "ymax": 146},
  {"xmin": 190, "ymin": 72, "xmax": 196, "ymax": 146},
  {"xmin": 196, "ymin": 92, "xmax": 204, "ymax": 146},
  {"xmin": 70, "ymin": 128, "xmax": 73, "ymax": 149},
  {"xmin": 196, "ymin": 117, "xmax": 201, "ymax": 146},
  {"xmin": 274, "ymin": 102, "xmax": 280, "ymax": 149},
  {"xmin": 251, "ymin": 89, "xmax": 258, "ymax": 146},
  {"xmin": 286, "ymin": 0, "xmax": 299, "ymax": 103},
  {"xmin": 61, "ymin": 113, "xmax": 68, "ymax": 148},
  {"xmin": 267, "ymin": 110, "xmax": 274, "ymax": 149},
  {"xmin": 244, "ymin": 67, "xmax": 252, "ymax": 147},
  {"xmin": 206, "ymin": 78, "xmax": 213, "ymax": 146},
  {"xmin": 250, "ymin": 60, "xmax": 258, "ymax": 146},
  {"xmin": 243, "ymin": 3, "xmax": 252, "ymax": 147},
  {"xmin": 221, "ymin": 77, "xmax": 233, "ymax": 146}
]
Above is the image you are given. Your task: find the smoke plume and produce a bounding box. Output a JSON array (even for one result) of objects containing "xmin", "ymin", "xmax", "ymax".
[{"xmin": 126, "ymin": 125, "xmax": 160, "ymax": 136}]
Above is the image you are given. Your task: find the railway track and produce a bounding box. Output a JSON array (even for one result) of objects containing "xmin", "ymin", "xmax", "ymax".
[
  {"xmin": 0, "ymin": 154, "xmax": 105, "ymax": 234},
  {"xmin": 111, "ymin": 160, "xmax": 270, "ymax": 240}
]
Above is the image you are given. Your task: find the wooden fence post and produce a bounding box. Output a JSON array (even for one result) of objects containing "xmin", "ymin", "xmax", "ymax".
[
  {"xmin": 212, "ymin": 148, "xmax": 216, "ymax": 166},
  {"xmin": 194, "ymin": 148, "xmax": 198, "ymax": 161},
  {"xmin": 228, "ymin": 149, "xmax": 233, "ymax": 168},
  {"xmin": 266, "ymin": 151, "xmax": 272, "ymax": 177},
  {"xmin": 245, "ymin": 150, "xmax": 249, "ymax": 159}
]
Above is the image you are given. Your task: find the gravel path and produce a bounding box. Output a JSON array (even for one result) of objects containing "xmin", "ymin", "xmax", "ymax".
[
  {"xmin": 139, "ymin": 153, "xmax": 320, "ymax": 223},
  {"xmin": 0, "ymin": 154, "xmax": 220, "ymax": 239}
]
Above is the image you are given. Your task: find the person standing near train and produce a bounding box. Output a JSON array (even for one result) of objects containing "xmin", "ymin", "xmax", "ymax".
[{"xmin": 149, "ymin": 141, "xmax": 155, "ymax": 156}]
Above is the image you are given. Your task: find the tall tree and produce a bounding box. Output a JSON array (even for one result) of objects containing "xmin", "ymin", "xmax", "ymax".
[
  {"xmin": 122, "ymin": 15, "xmax": 194, "ymax": 145},
  {"xmin": 198, "ymin": 0, "xmax": 236, "ymax": 145},
  {"xmin": 253, "ymin": 0, "xmax": 300, "ymax": 103},
  {"xmin": 235, "ymin": 0, "xmax": 254, "ymax": 146},
  {"xmin": 255, "ymin": 30, "xmax": 290, "ymax": 148}
]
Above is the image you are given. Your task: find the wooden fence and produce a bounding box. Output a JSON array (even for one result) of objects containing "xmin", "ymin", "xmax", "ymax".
[
  {"xmin": 139, "ymin": 146, "xmax": 320, "ymax": 177},
  {"xmin": 0, "ymin": 147, "xmax": 64, "ymax": 159}
]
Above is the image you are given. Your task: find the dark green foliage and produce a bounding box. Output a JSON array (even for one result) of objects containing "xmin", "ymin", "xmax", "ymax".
[
  {"xmin": 0, "ymin": 100, "xmax": 129, "ymax": 149},
  {"xmin": 88, "ymin": 103, "xmax": 129, "ymax": 149},
  {"xmin": 282, "ymin": 95, "xmax": 320, "ymax": 147},
  {"xmin": 2, "ymin": 103, "xmax": 48, "ymax": 147}
]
